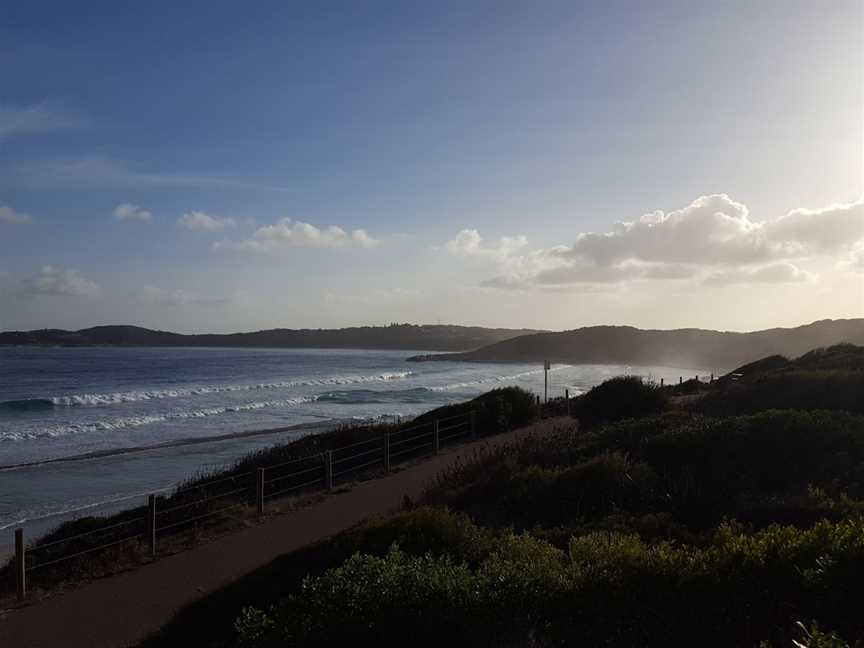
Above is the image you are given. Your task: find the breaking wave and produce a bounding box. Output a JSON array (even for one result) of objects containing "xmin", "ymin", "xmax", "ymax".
[
  {"xmin": 0, "ymin": 371, "xmax": 414, "ymax": 410},
  {"xmin": 0, "ymin": 396, "xmax": 319, "ymax": 441},
  {"xmin": 429, "ymin": 366, "xmax": 566, "ymax": 392}
]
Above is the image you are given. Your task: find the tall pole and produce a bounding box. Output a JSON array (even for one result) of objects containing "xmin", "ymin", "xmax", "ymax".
[{"xmin": 544, "ymin": 360, "xmax": 549, "ymax": 403}]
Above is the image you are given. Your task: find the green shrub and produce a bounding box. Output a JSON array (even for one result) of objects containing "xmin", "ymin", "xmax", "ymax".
[
  {"xmin": 424, "ymin": 410, "xmax": 864, "ymax": 533},
  {"xmin": 573, "ymin": 376, "xmax": 668, "ymax": 426},
  {"xmin": 697, "ymin": 371, "xmax": 864, "ymax": 416},
  {"xmin": 235, "ymin": 517, "xmax": 864, "ymax": 647}
]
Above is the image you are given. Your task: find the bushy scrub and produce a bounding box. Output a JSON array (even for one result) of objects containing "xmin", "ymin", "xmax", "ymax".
[
  {"xmin": 413, "ymin": 386, "xmax": 539, "ymax": 436},
  {"xmin": 235, "ymin": 518, "xmax": 864, "ymax": 647},
  {"xmin": 573, "ymin": 376, "xmax": 668, "ymax": 426},
  {"xmin": 425, "ymin": 410, "xmax": 864, "ymax": 533},
  {"xmin": 697, "ymin": 370, "xmax": 864, "ymax": 416}
]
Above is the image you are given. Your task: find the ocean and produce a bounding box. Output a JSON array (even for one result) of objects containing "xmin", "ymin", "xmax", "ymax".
[{"xmin": 0, "ymin": 346, "xmax": 702, "ymax": 554}]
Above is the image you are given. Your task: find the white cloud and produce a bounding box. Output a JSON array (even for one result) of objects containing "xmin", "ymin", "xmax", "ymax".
[
  {"xmin": 113, "ymin": 203, "xmax": 152, "ymax": 222},
  {"xmin": 445, "ymin": 229, "xmax": 528, "ymax": 261},
  {"xmin": 216, "ymin": 219, "xmax": 379, "ymax": 251},
  {"xmin": 0, "ymin": 205, "xmax": 32, "ymax": 225},
  {"xmin": 448, "ymin": 194, "xmax": 864, "ymax": 289},
  {"xmin": 838, "ymin": 241, "xmax": 864, "ymax": 273},
  {"xmin": 703, "ymin": 263, "xmax": 815, "ymax": 286},
  {"xmin": 179, "ymin": 211, "xmax": 237, "ymax": 231},
  {"xmin": 767, "ymin": 199, "xmax": 864, "ymax": 255},
  {"xmin": 19, "ymin": 266, "xmax": 99, "ymax": 297},
  {"xmin": 0, "ymin": 104, "xmax": 91, "ymax": 140}
]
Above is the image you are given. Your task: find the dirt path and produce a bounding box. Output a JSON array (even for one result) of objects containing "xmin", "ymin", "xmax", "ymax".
[{"xmin": 0, "ymin": 422, "xmax": 548, "ymax": 648}]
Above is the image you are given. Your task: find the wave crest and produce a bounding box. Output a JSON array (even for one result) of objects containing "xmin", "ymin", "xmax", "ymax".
[
  {"xmin": 0, "ymin": 396, "xmax": 319, "ymax": 441},
  {"xmin": 2, "ymin": 371, "xmax": 415, "ymax": 409}
]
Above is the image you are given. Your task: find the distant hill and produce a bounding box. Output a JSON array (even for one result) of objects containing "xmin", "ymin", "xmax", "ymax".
[
  {"xmin": 409, "ymin": 319, "xmax": 864, "ymax": 370},
  {"xmin": 0, "ymin": 324, "xmax": 541, "ymax": 352}
]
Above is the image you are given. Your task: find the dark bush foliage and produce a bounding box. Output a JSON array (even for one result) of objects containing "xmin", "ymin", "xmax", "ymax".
[
  {"xmin": 424, "ymin": 410, "xmax": 864, "ymax": 533},
  {"xmin": 235, "ymin": 515, "xmax": 864, "ymax": 647},
  {"xmin": 3, "ymin": 387, "xmax": 537, "ymax": 597},
  {"xmin": 573, "ymin": 375, "xmax": 668, "ymax": 425},
  {"xmin": 696, "ymin": 370, "xmax": 864, "ymax": 416}
]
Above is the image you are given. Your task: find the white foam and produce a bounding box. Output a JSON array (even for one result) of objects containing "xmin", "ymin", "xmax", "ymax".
[
  {"xmin": 430, "ymin": 366, "xmax": 566, "ymax": 392},
  {"xmin": 46, "ymin": 371, "xmax": 415, "ymax": 407},
  {"xmin": 1, "ymin": 396, "xmax": 319, "ymax": 441}
]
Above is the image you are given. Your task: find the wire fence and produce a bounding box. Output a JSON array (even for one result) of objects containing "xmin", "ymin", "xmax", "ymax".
[
  {"xmin": 9, "ymin": 398, "xmax": 579, "ymax": 601},
  {"xmin": 9, "ymin": 409, "xmax": 489, "ymax": 601}
]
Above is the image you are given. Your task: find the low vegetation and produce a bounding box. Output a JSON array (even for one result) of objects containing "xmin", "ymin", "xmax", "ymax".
[
  {"xmin": 0, "ymin": 387, "xmax": 538, "ymax": 599},
  {"xmin": 141, "ymin": 344, "xmax": 864, "ymax": 647}
]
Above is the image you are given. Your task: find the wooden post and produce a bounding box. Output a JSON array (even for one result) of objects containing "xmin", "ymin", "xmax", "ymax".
[
  {"xmin": 679, "ymin": 376, "xmax": 682, "ymax": 385},
  {"xmin": 383, "ymin": 433, "xmax": 391, "ymax": 471},
  {"xmin": 324, "ymin": 451, "xmax": 333, "ymax": 491},
  {"xmin": 433, "ymin": 419, "xmax": 440, "ymax": 454},
  {"xmin": 15, "ymin": 528, "xmax": 25, "ymax": 601},
  {"xmin": 256, "ymin": 468, "xmax": 265, "ymax": 517},
  {"xmin": 660, "ymin": 378, "xmax": 664, "ymax": 387},
  {"xmin": 565, "ymin": 389, "xmax": 570, "ymax": 416},
  {"xmin": 147, "ymin": 494, "xmax": 157, "ymax": 558}
]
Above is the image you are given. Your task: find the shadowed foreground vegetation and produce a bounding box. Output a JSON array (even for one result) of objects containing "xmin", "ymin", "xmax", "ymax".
[
  {"xmin": 141, "ymin": 344, "xmax": 864, "ymax": 647},
  {"xmin": 0, "ymin": 387, "xmax": 538, "ymax": 599}
]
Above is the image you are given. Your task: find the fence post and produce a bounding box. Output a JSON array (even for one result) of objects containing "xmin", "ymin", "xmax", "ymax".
[
  {"xmin": 433, "ymin": 419, "xmax": 440, "ymax": 454},
  {"xmin": 15, "ymin": 528, "xmax": 25, "ymax": 601},
  {"xmin": 565, "ymin": 389, "xmax": 570, "ymax": 416},
  {"xmin": 383, "ymin": 433, "xmax": 391, "ymax": 472},
  {"xmin": 256, "ymin": 468, "xmax": 265, "ymax": 517},
  {"xmin": 147, "ymin": 494, "xmax": 157, "ymax": 558},
  {"xmin": 324, "ymin": 451, "xmax": 333, "ymax": 491}
]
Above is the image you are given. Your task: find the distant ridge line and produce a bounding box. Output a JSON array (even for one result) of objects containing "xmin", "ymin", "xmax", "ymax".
[
  {"xmin": 407, "ymin": 318, "xmax": 864, "ymax": 371},
  {"xmin": 0, "ymin": 323, "xmax": 543, "ymax": 352}
]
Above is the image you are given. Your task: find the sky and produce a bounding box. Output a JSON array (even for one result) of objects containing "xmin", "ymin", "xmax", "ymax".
[{"xmin": 1, "ymin": 0, "xmax": 862, "ymax": 333}]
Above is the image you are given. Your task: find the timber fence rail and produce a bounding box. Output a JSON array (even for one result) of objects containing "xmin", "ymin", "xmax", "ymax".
[{"xmin": 8, "ymin": 409, "xmax": 490, "ymax": 602}]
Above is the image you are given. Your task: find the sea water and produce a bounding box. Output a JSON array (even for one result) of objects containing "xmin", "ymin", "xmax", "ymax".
[{"xmin": 0, "ymin": 346, "xmax": 702, "ymax": 554}]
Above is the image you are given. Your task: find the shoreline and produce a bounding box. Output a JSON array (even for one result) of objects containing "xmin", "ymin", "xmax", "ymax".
[{"xmin": 0, "ymin": 419, "xmax": 343, "ymax": 472}]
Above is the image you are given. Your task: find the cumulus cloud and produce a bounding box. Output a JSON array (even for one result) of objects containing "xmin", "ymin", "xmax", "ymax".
[
  {"xmin": 445, "ymin": 229, "xmax": 528, "ymax": 261},
  {"xmin": 178, "ymin": 211, "xmax": 237, "ymax": 231},
  {"xmin": 838, "ymin": 242, "xmax": 864, "ymax": 273},
  {"xmin": 113, "ymin": 203, "xmax": 152, "ymax": 222},
  {"xmin": 450, "ymin": 194, "xmax": 864, "ymax": 289},
  {"xmin": 767, "ymin": 199, "xmax": 864, "ymax": 255},
  {"xmin": 0, "ymin": 205, "xmax": 32, "ymax": 225},
  {"xmin": 19, "ymin": 266, "xmax": 99, "ymax": 297},
  {"xmin": 216, "ymin": 219, "xmax": 379, "ymax": 251}
]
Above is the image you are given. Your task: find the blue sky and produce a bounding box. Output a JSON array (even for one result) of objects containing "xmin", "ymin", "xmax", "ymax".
[{"xmin": 1, "ymin": 0, "xmax": 862, "ymax": 333}]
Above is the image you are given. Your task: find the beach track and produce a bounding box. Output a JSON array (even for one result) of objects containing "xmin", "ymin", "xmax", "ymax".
[{"xmin": 0, "ymin": 421, "xmax": 553, "ymax": 648}]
